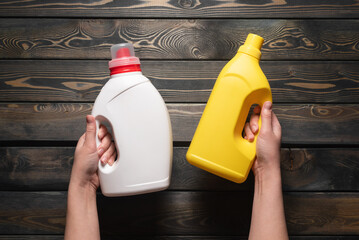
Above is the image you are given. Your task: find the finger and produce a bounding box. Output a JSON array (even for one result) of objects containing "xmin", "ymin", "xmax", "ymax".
[
  {"xmin": 97, "ymin": 132, "xmax": 112, "ymax": 157},
  {"xmin": 250, "ymin": 112, "xmax": 260, "ymax": 134},
  {"xmin": 98, "ymin": 125, "xmax": 108, "ymax": 140},
  {"xmin": 244, "ymin": 122, "xmax": 254, "ymax": 142},
  {"xmin": 107, "ymin": 150, "xmax": 117, "ymax": 166},
  {"xmin": 271, "ymin": 111, "xmax": 282, "ymax": 138},
  {"xmin": 100, "ymin": 142, "xmax": 116, "ymax": 165},
  {"xmin": 84, "ymin": 115, "xmax": 97, "ymax": 148},
  {"xmin": 260, "ymin": 101, "xmax": 273, "ymax": 133},
  {"xmin": 253, "ymin": 105, "xmax": 261, "ymax": 114},
  {"xmin": 77, "ymin": 133, "xmax": 86, "ymax": 148}
]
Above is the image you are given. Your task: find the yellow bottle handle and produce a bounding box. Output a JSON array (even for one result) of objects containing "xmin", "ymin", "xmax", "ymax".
[{"xmin": 235, "ymin": 91, "xmax": 272, "ymax": 164}]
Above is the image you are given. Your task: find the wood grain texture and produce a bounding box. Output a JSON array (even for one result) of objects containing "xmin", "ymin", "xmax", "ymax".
[
  {"xmin": 0, "ymin": 147, "xmax": 74, "ymax": 190},
  {"xmin": 0, "ymin": 191, "xmax": 359, "ymax": 235},
  {"xmin": 1, "ymin": 19, "xmax": 359, "ymax": 60},
  {"xmin": 284, "ymin": 193, "xmax": 359, "ymax": 235},
  {"xmin": 1, "ymin": 147, "xmax": 359, "ymax": 192},
  {"xmin": 1, "ymin": 1, "xmax": 358, "ymax": 240},
  {"xmin": 1, "ymin": 60, "xmax": 358, "ymax": 103},
  {"xmin": 0, "ymin": 192, "xmax": 66, "ymax": 234},
  {"xmin": 0, "ymin": 103, "xmax": 358, "ymax": 144},
  {"xmin": 280, "ymin": 148, "xmax": 359, "ymax": 191},
  {"xmin": 0, "ymin": 0, "xmax": 358, "ymax": 18}
]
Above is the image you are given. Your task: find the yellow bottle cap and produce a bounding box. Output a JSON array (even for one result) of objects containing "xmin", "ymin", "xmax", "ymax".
[{"xmin": 238, "ymin": 33, "xmax": 264, "ymax": 59}]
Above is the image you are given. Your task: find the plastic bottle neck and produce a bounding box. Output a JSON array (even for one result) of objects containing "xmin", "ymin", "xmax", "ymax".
[
  {"xmin": 110, "ymin": 69, "xmax": 142, "ymax": 79},
  {"xmin": 237, "ymin": 34, "xmax": 263, "ymax": 60},
  {"xmin": 110, "ymin": 64, "xmax": 141, "ymax": 76},
  {"xmin": 236, "ymin": 51, "xmax": 260, "ymax": 62}
]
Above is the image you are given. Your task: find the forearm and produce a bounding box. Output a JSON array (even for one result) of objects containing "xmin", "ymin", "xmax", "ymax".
[
  {"xmin": 249, "ymin": 167, "xmax": 288, "ymax": 240},
  {"xmin": 65, "ymin": 181, "xmax": 100, "ymax": 240}
]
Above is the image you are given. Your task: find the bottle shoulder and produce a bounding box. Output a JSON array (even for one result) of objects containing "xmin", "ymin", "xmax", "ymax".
[
  {"xmin": 219, "ymin": 54, "xmax": 268, "ymax": 86},
  {"xmin": 94, "ymin": 72, "xmax": 150, "ymax": 107},
  {"xmin": 107, "ymin": 72, "xmax": 149, "ymax": 86}
]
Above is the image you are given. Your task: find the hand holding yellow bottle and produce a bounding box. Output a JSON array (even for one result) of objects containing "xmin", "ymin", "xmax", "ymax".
[{"xmin": 186, "ymin": 33, "xmax": 272, "ymax": 183}]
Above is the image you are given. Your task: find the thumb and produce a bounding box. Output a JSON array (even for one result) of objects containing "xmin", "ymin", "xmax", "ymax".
[
  {"xmin": 260, "ymin": 101, "xmax": 273, "ymax": 133},
  {"xmin": 84, "ymin": 115, "xmax": 97, "ymax": 148}
]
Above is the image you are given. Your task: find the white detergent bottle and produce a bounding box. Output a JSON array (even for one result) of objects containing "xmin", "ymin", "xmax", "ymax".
[{"xmin": 92, "ymin": 43, "xmax": 173, "ymax": 197}]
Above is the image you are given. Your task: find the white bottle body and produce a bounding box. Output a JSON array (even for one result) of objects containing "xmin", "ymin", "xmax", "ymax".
[{"xmin": 92, "ymin": 72, "xmax": 173, "ymax": 197}]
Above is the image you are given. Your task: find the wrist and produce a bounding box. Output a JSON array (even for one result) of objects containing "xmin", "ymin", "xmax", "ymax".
[
  {"xmin": 69, "ymin": 161, "xmax": 99, "ymax": 193},
  {"xmin": 255, "ymin": 168, "xmax": 281, "ymax": 185},
  {"xmin": 69, "ymin": 176, "xmax": 98, "ymax": 197},
  {"xmin": 254, "ymin": 163, "xmax": 282, "ymax": 194},
  {"xmin": 253, "ymin": 153, "xmax": 281, "ymax": 182}
]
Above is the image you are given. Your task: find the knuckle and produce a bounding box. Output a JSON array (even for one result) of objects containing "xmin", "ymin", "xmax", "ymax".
[
  {"xmin": 101, "ymin": 138, "xmax": 110, "ymax": 147},
  {"xmin": 104, "ymin": 133, "xmax": 112, "ymax": 142},
  {"xmin": 111, "ymin": 142, "xmax": 116, "ymax": 149},
  {"xmin": 259, "ymin": 128, "xmax": 270, "ymax": 136},
  {"xmin": 261, "ymin": 112, "xmax": 271, "ymax": 119},
  {"xmin": 261, "ymin": 109, "xmax": 272, "ymax": 118},
  {"xmin": 87, "ymin": 125, "xmax": 96, "ymax": 132}
]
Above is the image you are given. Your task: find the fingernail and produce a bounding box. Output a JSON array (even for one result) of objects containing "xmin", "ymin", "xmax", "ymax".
[
  {"xmin": 101, "ymin": 156, "xmax": 107, "ymax": 163},
  {"xmin": 253, "ymin": 125, "xmax": 258, "ymax": 132},
  {"xmin": 108, "ymin": 159, "xmax": 113, "ymax": 166},
  {"xmin": 86, "ymin": 115, "xmax": 93, "ymax": 123},
  {"xmin": 264, "ymin": 101, "xmax": 272, "ymax": 110},
  {"xmin": 98, "ymin": 147, "xmax": 104, "ymax": 155}
]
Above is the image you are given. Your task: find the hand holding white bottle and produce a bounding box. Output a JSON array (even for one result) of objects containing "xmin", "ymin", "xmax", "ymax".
[{"xmin": 92, "ymin": 43, "xmax": 173, "ymax": 197}]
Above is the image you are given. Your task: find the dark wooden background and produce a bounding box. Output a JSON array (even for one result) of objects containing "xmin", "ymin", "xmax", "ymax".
[{"xmin": 1, "ymin": 1, "xmax": 359, "ymax": 239}]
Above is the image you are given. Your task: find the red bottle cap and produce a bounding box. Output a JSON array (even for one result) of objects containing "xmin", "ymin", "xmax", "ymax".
[{"xmin": 109, "ymin": 43, "xmax": 141, "ymax": 75}]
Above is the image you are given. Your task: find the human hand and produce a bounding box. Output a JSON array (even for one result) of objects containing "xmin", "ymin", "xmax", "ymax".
[
  {"xmin": 70, "ymin": 115, "xmax": 116, "ymax": 191},
  {"xmin": 246, "ymin": 102, "xmax": 288, "ymax": 240},
  {"xmin": 243, "ymin": 101, "xmax": 282, "ymax": 177}
]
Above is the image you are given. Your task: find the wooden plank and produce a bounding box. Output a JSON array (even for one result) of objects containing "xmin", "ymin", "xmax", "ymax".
[
  {"xmin": 0, "ymin": 0, "xmax": 357, "ymax": 18},
  {"xmin": 0, "ymin": 147, "xmax": 73, "ymax": 191},
  {"xmin": 0, "ymin": 192, "xmax": 66, "ymax": 234},
  {"xmin": 1, "ymin": 60, "xmax": 358, "ymax": 103},
  {"xmin": 0, "ymin": 192, "xmax": 358, "ymax": 235},
  {"xmin": 284, "ymin": 193, "xmax": 359, "ymax": 235},
  {"xmin": 1, "ymin": 147, "xmax": 359, "ymax": 192},
  {"xmin": 281, "ymin": 148, "xmax": 359, "ymax": 191},
  {"xmin": 0, "ymin": 103, "xmax": 358, "ymax": 144},
  {"xmin": 1, "ymin": 19, "xmax": 359, "ymax": 60}
]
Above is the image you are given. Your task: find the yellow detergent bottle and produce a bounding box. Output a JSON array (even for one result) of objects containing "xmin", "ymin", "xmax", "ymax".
[{"xmin": 186, "ymin": 33, "xmax": 272, "ymax": 183}]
